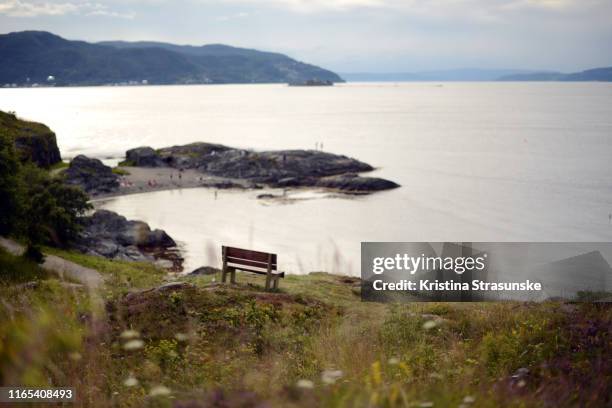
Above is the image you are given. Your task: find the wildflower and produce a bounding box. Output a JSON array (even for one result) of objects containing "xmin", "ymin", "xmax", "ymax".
[
  {"xmin": 422, "ymin": 320, "xmax": 438, "ymax": 330},
  {"xmin": 68, "ymin": 352, "xmax": 82, "ymax": 361},
  {"xmin": 517, "ymin": 379, "xmax": 526, "ymax": 388},
  {"xmin": 419, "ymin": 402, "xmax": 434, "ymax": 408},
  {"xmin": 175, "ymin": 333, "xmax": 188, "ymax": 342},
  {"xmin": 123, "ymin": 376, "xmax": 138, "ymax": 387},
  {"xmin": 321, "ymin": 369, "xmax": 343, "ymax": 385},
  {"xmin": 149, "ymin": 385, "xmax": 171, "ymax": 397},
  {"xmin": 123, "ymin": 339, "xmax": 144, "ymax": 351},
  {"xmin": 371, "ymin": 361, "xmax": 382, "ymax": 386},
  {"xmin": 120, "ymin": 329, "xmax": 140, "ymax": 340},
  {"xmin": 463, "ymin": 396, "xmax": 475, "ymax": 404},
  {"xmin": 388, "ymin": 357, "xmax": 400, "ymax": 365},
  {"xmin": 296, "ymin": 379, "xmax": 314, "ymax": 389}
]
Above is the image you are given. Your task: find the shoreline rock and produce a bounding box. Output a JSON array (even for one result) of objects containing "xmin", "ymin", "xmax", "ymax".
[
  {"xmin": 64, "ymin": 155, "xmax": 120, "ymax": 196},
  {"xmin": 123, "ymin": 142, "xmax": 399, "ymax": 194},
  {"xmin": 315, "ymin": 173, "xmax": 400, "ymax": 193},
  {"xmin": 74, "ymin": 210, "xmax": 182, "ymax": 270}
]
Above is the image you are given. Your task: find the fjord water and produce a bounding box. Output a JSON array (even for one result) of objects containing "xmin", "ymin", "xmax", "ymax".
[{"xmin": 2, "ymin": 83, "xmax": 612, "ymax": 274}]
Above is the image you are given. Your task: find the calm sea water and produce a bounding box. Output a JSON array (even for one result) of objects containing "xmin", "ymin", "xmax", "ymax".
[{"xmin": 2, "ymin": 83, "xmax": 612, "ymax": 274}]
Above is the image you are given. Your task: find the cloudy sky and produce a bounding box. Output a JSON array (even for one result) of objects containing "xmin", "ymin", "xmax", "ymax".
[{"xmin": 1, "ymin": 0, "xmax": 611, "ymax": 73}]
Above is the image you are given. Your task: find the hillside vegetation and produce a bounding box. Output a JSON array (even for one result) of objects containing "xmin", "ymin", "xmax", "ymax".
[
  {"xmin": 0, "ymin": 113, "xmax": 90, "ymax": 256},
  {"xmin": 0, "ymin": 110, "xmax": 61, "ymax": 167},
  {"xmin": 1, "ymin": 246, "xmax": 610, "ymax": 407},
  {"xmin": 0, "ymin": 31, "xmax": 343, "ymax": 86}
]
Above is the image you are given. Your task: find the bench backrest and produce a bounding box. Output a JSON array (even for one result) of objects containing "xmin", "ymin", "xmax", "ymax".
[{"xmin": 222, "ymin": 246, "xmax": 277, "ymax": 271}]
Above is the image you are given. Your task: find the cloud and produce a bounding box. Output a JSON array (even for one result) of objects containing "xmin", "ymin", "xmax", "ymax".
[
  {"xmin": 196, "ymin": 0, "xmax": 601, "ymax": 16},
  {"xmin": 0, "ymin": 0, "xmax": 133, "ymax": 18},
  {"xmin": 215, "ymin": 11, "xmax": 249, "ymax": 21},
  {"xmin": 0, "ymin": 0, "xmax": 79, "ymax": 16}
]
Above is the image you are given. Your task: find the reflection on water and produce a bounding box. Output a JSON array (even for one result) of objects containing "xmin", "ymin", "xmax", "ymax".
[
  {"xmin": 95, "ymin": 188, "xmax": 365, "ymax": 274},
  {"xmin": 3, "ymin": 83, "xmax": 612, "ymax": 275}
]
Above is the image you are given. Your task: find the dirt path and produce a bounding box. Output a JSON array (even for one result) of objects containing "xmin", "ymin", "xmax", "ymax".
[{"xmin": 0, "ymin": 237, "xmax": 103, "ymax": 289}]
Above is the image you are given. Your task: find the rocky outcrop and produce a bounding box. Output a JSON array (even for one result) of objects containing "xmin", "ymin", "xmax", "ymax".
[
  {"xmin": 189, "ymin": 266, "xmax": 220, "ymax": 276},
  {"xmin": 125, "ymin": 147, "xmax": 165, "ymax": 167},
  {"xmin": 315, "ymin": 173, "xmax": 400, "ymax": 193},
  {"xmin": 74, "ymin": 210, "xmax": 179, "ymax": 266},
  {"xmin": 0, "ymin": 110, "xmax": 61, "ymax": 167},
  {"xmin": 64, "ymin": 155, "xmax": 120, "ymax": 196},
  {"xmin": 122, "ymin": 142, "xmax": 399, "ymax": 193}
]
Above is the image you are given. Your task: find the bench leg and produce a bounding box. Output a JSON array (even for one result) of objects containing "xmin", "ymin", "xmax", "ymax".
[
  {"xmin": 272, "ymin": 277, "xmax": 279, "ymax": 290},
  {"xmin": 230, "ymin": 268, "xmax": 236, "ymax": 284},
  {"xmin": 222, "ymin": 268, "xmax": 228, "ymax": 283},
  {"xmin": 265, "ymin": 274, "xmax": 272, "ymax": 291}
]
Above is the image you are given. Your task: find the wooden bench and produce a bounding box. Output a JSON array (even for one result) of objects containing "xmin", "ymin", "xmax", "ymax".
[{"xmin": 221, "ymin": 246, "xmax": 284, "ymax": 290}]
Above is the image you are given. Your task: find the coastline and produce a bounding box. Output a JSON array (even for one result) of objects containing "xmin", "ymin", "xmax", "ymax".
[
  {"xmin": 92, "ymin": 166, "xmax": 251, "ymax": 200},
  {"xmin": 89, "ymin": 166, "xmax": 382, "ymax": 202}
]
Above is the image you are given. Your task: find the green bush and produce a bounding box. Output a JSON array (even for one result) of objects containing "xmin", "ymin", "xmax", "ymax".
[{"xmin": 0, "ymin": 131, "xmax": 21, "ymax": 235}]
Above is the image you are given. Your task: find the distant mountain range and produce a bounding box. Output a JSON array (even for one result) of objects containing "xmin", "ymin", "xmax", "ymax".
[
  {"xmin": 0, "ymin": 31, "xmax": 343, "ymax": 86},
  {"xmin": 497, "ymin": 67, "xmax": 612, "ymax": 81},
  {"xmin": 341, "ymin": 69, "xmax": 541, "ymax": 82},
  {"xmin": 342, "ymin": 67, "xmax": 612, "ymax": 82}
]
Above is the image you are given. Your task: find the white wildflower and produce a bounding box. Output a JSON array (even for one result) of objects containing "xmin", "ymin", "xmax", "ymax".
[
  {"xmin": 123, "ymin": 339, "xmax": 144, "ymax": 351},
  {"xmin": 321, "ymin": 369, "xmax": 343, "ymax": 385},
  {"xmin": 296, "ymin": 379, "xmax": 314, "ymax": 389},
  {"xmin": 388, "ymin": 357, "xmax": 400, "ymax": 365},
  {"xmin": 120, "ymin": 329, "xmax": 140, "ymax": 340},
  {"xmin": 419, "ymin": 402, "xmax": 434, "ymax": 408},
  {"xmin": 149, "ymin": 385, "xmax": 171, "ymax": 397},
  {"xmin": 463, "ymin": 395, "xmax": 475, "ymax": 404},
  {"xmin": 123, "ymin": 376, "xmax": 138, "ymax": 387},
  {"xmin": 68, "ymin": 352, "xmax": 82, "ymax": 361},
  {"xmin": 175, "ymin": 333, "xmax": 189, "ymax": 342},
  {"xmin": 422, "ymin": 320, "xmax": 438, "ymax": 330}
]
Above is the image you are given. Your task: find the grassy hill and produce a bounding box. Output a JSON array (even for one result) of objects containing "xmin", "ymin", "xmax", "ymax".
[
  {"xmin": 1, "ymin": 246, "xmax": 609, "ymax": 407},
  {"xmin": 0, "ymin": 31, "xmax": 343, "ymax": 86}
]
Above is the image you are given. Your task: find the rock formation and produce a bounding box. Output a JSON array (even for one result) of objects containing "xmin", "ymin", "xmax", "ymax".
[
  {"xmin": 64, "ymin": 155, "xmax": 120, "ymax": 196},
  {"xmin": 124, "ymin": 142, "xmax": 399, "ymax": 194}
]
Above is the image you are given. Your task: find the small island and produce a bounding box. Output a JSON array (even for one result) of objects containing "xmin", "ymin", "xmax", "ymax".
[{"xmin": 108, "ymin": 142, "xmax": 400, "ymax": 197}]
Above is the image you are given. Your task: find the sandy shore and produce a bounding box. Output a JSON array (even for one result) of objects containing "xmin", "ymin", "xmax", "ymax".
[{"xmin": 93, "ymin": 166, "xmax": 253, "ymax": 200}]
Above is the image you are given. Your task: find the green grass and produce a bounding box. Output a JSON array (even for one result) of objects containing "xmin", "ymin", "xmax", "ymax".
[
  {"xmin": 43, "ymin": 247, "xmax": 167, "ymax": 296},
  {"xmin": 1, "ymin": 248, "xmax": 610, "ymax": 407},
  {"xmin": 49, "ymin": 161, "xmax": 69, "ymax": 171},
  {"xmin": 0, "ymin": 250, "xmax": 89, "ymax": 389},
  {"xmin": 112, "ymin": 167, "xmax": 131, "ymax": 176},
  {"xmin": 117, "ymin": 159, "xmax": 135, "ymax": 167},
  {"xmin": 0, "ymin": 111, "xmax": 52, "ymax": 139},
  {"xmin": 0, "ymin": 247, "xmax": 47, "ymax": 282}
]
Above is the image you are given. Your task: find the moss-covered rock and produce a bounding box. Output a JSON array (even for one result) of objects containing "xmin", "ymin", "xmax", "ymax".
[{"xmin": 0, "ymin": 110, "xmax": 61, "ymax": 168}]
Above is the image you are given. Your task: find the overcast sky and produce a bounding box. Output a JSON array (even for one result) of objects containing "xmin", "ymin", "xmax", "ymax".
[{"xmin": 1, "ymin": 0, "xmax": 611, "ymax": 73}]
